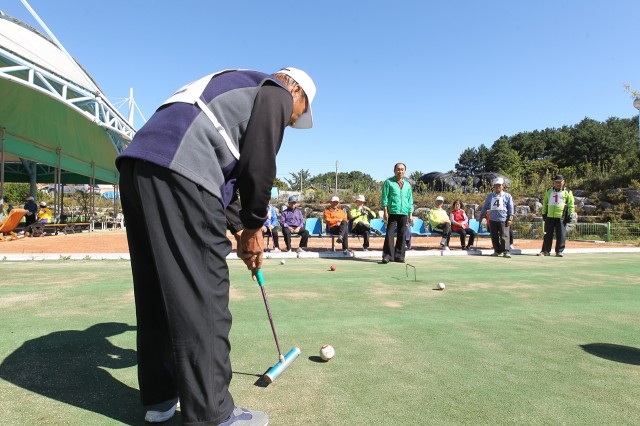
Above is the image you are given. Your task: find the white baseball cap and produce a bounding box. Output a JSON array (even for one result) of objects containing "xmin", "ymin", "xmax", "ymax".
[
  {"xmin": 435, "ymin": 196, "xmax": 444, "ymax": 202},
  {"xmin": 276, "ymin": 67, "xmax": 316, "ymax": 129},
  {"xmin": 493, "ymin": 177, "xmax": 504, "ymax": 185},
  {"xmin": 330, "ymin": 196, "xmax": 340, "ymax": 202},
  {"xmin": 355, "ymin": 195, "xmax": 365, "ymax": 202}
]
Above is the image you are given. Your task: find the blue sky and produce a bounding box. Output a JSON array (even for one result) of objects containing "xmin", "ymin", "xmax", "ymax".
[{"xmin": 5, "ymin": 0, "xmax": 640, "ymax": 182}]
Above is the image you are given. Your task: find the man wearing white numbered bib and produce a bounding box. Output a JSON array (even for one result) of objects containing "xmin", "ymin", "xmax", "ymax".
[
  {"xmin": 480, "ymin": 177, "xmax": 514, "ymax": 258},
  {"xmin": 538, "ymin": 174, "xmax": 576, "ymax": 257}
]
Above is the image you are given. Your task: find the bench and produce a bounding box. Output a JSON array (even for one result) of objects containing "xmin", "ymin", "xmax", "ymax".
[
  {"xmin": 29, "ymin": 222, "xmax": 92, "ymax": 237},
  {"xmin": 303, "ymin": 217, "xmax": 373, "ymax": 252}
]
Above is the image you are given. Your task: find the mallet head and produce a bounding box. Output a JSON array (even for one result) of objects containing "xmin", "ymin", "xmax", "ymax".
[{"xmin": 264, "ymin": 347, "xmax": 301, "ymax": 383}]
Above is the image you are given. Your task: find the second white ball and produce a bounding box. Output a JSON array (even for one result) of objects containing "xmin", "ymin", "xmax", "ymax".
[{"xmin": 438, "ymin": 282, "xmax": 446, "ymax": 290}]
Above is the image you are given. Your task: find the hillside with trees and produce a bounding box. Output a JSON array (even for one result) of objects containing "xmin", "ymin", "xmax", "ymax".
[
  {"xmin": 454, "ymin": 116, "xmax": 640, "ymax": 194},
  {"xmin": 281, "ymin": 116, "xmax": 640, "ymax": 222}
]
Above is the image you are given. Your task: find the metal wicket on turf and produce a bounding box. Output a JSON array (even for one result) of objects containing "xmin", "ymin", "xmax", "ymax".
[{"xmin": 406, "ymin": 263, "xmax": 416, "ymax": 281}]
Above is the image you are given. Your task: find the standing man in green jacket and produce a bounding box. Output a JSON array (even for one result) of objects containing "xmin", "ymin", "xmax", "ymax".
[
  {"xmin": 538, "ymin": 174, "xmax": 576, "ymax": 257},
  {"xmin": 381, "ymin": 163, "xmax": 414, "ymax": 263}
]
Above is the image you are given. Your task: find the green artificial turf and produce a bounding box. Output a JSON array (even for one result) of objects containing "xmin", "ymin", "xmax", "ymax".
[{"xmin": 1, "ymin": 254, "xmax": 639, "ymax": 425}]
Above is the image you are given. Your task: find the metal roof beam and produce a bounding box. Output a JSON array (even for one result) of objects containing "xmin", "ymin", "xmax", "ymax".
[{"xmin": 0, "ymin": 47, "xmax": 135, "ymax": 144}]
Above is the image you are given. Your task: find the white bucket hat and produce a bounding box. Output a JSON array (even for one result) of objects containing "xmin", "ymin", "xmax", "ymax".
[
  {"xmin": 276, "ymin": 67, "xmax": 316, "ymax": 129},
  {"xmin": 330, "ymin": 196, "xmax": 340, "ymax": 202}
]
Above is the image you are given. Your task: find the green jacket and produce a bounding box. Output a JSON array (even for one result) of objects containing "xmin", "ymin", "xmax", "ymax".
[
  {"xmin": 381, "ymin": 177, "xmax": 414, "ymax": 216},
  {"xmin": 542, "ymin": 187, "xmax": 575, "ymax": 219}
]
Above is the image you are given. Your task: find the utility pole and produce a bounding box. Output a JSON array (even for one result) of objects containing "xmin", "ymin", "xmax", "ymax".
[
  {"xmin": 335, "ymin": 161, "xmax": 339, "ymax": 193},
  {"xmin": 634, "ymin": 97, "xmax": 640, "ymax": 149},
  {"xmin": 299, "ymin": 170, "xmax": 303, "ymax": 194}
]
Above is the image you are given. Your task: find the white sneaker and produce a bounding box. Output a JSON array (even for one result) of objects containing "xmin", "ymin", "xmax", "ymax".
[
  {"xmin": 272, "ymin": 247, "xmax": 281, "ymax": 253},
  {"xmin": 296, "ymin": 247, "xmax": 306, "ymax": 253}
]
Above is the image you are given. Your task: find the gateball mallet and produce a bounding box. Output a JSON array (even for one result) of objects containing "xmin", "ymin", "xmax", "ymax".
[{"xmin": 254, "ymin": 270, "xmax": 300, "ymax": 383}]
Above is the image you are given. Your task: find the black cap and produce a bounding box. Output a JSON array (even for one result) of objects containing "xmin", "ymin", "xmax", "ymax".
[{"xmin": 553, "ymin": 175, "xmax": 564, "ymax": 181}]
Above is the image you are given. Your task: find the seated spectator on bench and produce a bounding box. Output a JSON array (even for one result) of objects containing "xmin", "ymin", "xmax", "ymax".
[
  {"xmin": 427, "ymin": 196, "xmax": 451, "ymax": 250},
  {"xmin": 0, "ymin": 196, "xmax": 13, "ymax": 221},
  {"xmin": 23, "ymin": 196, "xmax": 38, "ymax": 227},
  {"xmin": 37, "ymin": 202, "xmax": 54, "ymax": 223},
  {"xmin": 450, "ymin": 199, "xmax": 476, "ymax": 250},
  {"xmin": 405, "ymin": 219, "xmax": 412, "ymax": 250},
  {"xmin": 348, "ymin": 195, "xmax": 377, "ymax": 251},
  {"xmin": 280, "ymin": 196, "xmax": 309, "ymax": 253},
  {"xmin": 324, "ymin": 196, "xmax": 350, "ymax": 254},
  {"xmin": 262, "ymin": 203, "xmax": 281, "ymax": 252}
]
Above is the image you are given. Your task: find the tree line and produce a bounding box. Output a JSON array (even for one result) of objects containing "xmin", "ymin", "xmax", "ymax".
[
  {"xmin": 278, "ymin": 115, "xmax": 640, "ymax": 197},
  {"xmin": 454, "ymin": 116, "xmax": 640, "ymax": 192}
]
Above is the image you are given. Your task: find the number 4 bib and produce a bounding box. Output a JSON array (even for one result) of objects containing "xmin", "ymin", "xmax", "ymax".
[{"xmin": 490, "ymin": 195, "xmax": 506, "ymax": 212}]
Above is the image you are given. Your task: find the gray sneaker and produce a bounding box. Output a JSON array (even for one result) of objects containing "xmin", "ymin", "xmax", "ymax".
[
  {"xmin": 556, "ymin": 252, "xmax": 564, "ymax": 257},
  {"xmin": 145, "ymin": 399, "xmax": 178, "ymax": 423},
  {"xmin": 503, "ymin": 252, "xmax": 511, "ymax": 258},
  {"xmin": 537, "ymin": 251, "xmax": 550, "ymax": 257},
  {"xmin": 296, "ymin": 247, "xmax": 305, "ymax": 253},
  {"xmin": 218, "ymin": 407, "xmax": 269, "ymax": 426}
]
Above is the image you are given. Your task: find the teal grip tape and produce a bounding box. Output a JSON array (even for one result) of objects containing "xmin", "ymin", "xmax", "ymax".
[{"xmin": 255, "ymin": 269, "xmax": 265, "ymax": 286}]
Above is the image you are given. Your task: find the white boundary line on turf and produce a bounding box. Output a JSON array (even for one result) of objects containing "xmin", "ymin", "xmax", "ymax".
[{"xmin": 0, "ymin": 247, "xmax": 639, "ymax": 261}]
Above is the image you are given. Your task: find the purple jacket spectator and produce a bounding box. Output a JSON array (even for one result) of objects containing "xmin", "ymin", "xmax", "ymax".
[{"xmin": 280, "ymin": 206, "xmax": 304, "ymax": 229}]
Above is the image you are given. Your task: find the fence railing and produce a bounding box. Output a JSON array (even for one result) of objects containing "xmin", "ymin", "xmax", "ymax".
[{"xmin": 509, "ymin": 221, "xmax": 640, "ymax": 242}]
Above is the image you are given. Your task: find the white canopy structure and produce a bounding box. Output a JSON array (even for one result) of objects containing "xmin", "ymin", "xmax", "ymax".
[{"xmin": 0, "ymin": 2, "xmax": 135, "ymax": 188}]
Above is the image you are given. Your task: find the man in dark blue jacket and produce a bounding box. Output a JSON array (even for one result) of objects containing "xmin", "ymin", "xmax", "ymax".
[
  {"xmin": 23, "ymin": 196, "xmax": 38, "ymax": 226},
  {"xmin": 117, "ymin": 67, "xmax": 315, "ymax": 425}
]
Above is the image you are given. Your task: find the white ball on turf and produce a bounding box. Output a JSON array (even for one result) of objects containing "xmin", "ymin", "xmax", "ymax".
[
  {"xmin": 280, "ymin": 260, "xmax": 286, "ymax": 265},
  {"xmin": 438, "ymin": 282, "xmax": 446, "ymax": 290},
  {"xmin": 320, "ymin": 344, "xmax": 335, "ymax": 361}
]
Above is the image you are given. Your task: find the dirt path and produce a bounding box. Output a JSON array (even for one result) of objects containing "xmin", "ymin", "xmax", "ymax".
[{"xmin": 0, "ymin": 229, "xmax": 632, "ymax": 254}]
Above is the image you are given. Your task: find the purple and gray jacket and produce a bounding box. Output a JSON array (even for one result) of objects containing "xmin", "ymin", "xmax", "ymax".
[{"xmin": 116, "ymin": 70, "xmax": 293, "ymax": 229}]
